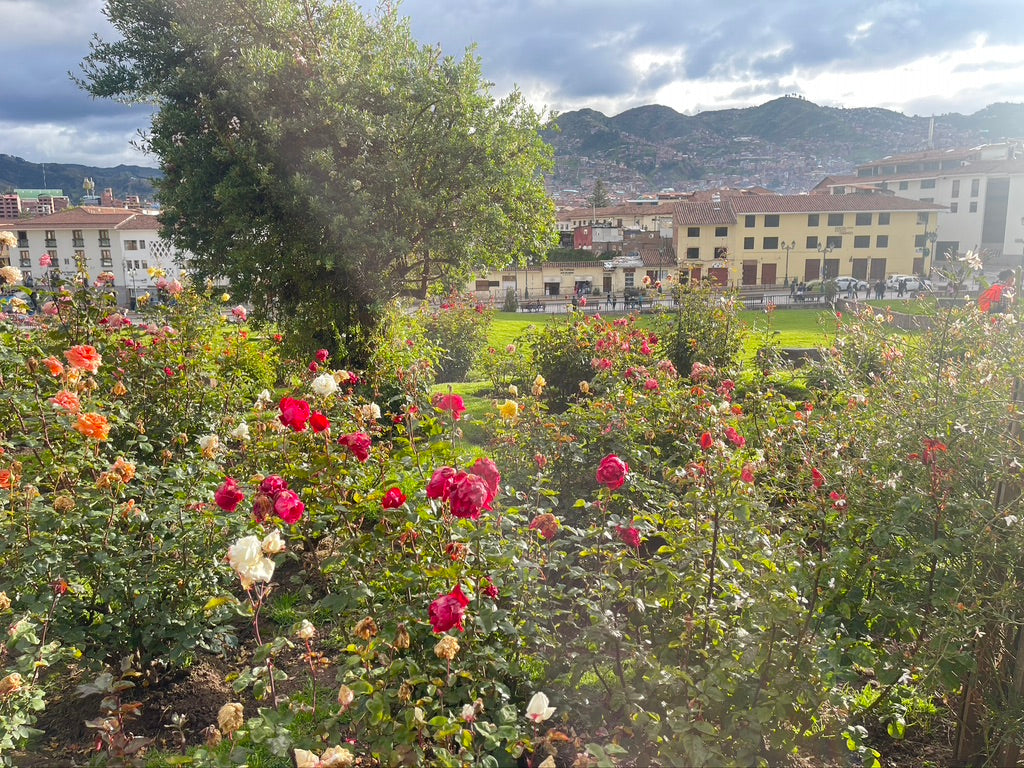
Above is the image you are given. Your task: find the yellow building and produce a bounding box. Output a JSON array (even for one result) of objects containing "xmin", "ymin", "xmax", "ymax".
[{"xmin": 673, "ymin": 192, "xmax": 944, "ymax": 287}]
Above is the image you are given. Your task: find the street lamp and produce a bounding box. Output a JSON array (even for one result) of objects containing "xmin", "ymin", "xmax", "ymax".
[
  {"xmin": 780, "ymin": 240, "xmax": 796, "ymax": 286},
  {"xmin": 922, "ymin": 230, "xmax": 938, "ymax": 278},
  {"xmin": 817, "ymin": 243, "xmax": 834, "ymax": 280}
]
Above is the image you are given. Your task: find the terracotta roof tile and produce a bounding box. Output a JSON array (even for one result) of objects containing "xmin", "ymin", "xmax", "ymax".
[
  {"xmin": 728, "ymin": 194, "xmax": 944, "ymax": 213},
  {"xmin": 672, "ymin": 201, "xmax": 737, "ymax": 225}
]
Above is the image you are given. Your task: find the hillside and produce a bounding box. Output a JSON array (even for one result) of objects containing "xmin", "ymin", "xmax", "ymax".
[
  {"xmin": 542, "ymin": 97, "xmax": 1024, "ymax": 197},
  {"xmin": 0, "ymin": 154, "xmax": 161, "ymax": 203}
]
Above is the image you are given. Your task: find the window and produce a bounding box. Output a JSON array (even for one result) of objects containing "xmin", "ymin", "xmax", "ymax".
[
  {"xmin": 878, "ymin": 213, "xmax": 890, "ymax": 225},
  {"xmin": 969, "ymin": 202, "xmax": 978, "ymax": 213},
  {"xmin": 826, "ymin": 235, "xmax": 842, "ymax": 249},
  {"xmin": 827, "ymin": 213, "xmax": 844, "ymax": 227},
  {"xmin": 686, "ymin": 246, "xmax": 700, "ymax": 260},
  {"xmin": 72, "ymin": 230, "xmax": 84, "ymax": 247},
  {"xmin": 914, "ymin": 234, "xmax": 926, "ymax": 248},
  {"xmin": 899, "ymin": 181, "xmax": 909, "ymax": 190},
  {"xmin": 124, "ymin": 239, "xmax": 138, "ymax": 251},
  {"xmin": 19, "ymin": 251, "xmax": 31, "ymax": 267},
  {"xmin": 970, "ymin": 179, "xmax": 980, "ymax": 197},
  {"xmin": 740, "ymin": 215, "xmax": 753, "ymax": 227},
  {"xmin": 921, "ymin": 198, "xmax": 934, "ymax": 203},
  {"xmin": 743, "ymin": 236, "xmax": 754, "ymax": 250},
  {"xmin": 687, "ymin": 227, "xmax": 700, "ymax": 238},
  {"xmin": 624, "ymin": 271, "xmax": 634, "ymax": 289},
  {"xmin": 715, "ymin": 226, "xmax": 728, "ymax": 237},
  {"xmin": 714, "ymin": 246, "xmax": 728, "ymax": 259},
  {"xmin": 764, "ymin": 214, "xmax": 780, "ymax": 227},
  {"xmin": 98, "ymin": 229, "xmax": 110, "ymax": 247},
  {"xmin": 100, "ymin": 250, "xmax": 112, "ymax": 268},
  {"xmin": 951, "ymin": 180, "xmax": 960, "ymax": 198},
  {"xmin": 854, "ymin": 235, "xmax": 870, "ymax": 248},
  {"xmin": 855, "ymin": 213, "xmax": 872, "ymax": 226},
  {"xmin": 141, "ymin": 261, "xmax": 148, "ymax": 270},
  {"xmin": 16, "ymin": 231, "xmax": 27, "ymax": 248},
  {"xmin": 917, "ymin": 213, "xmax": 930, "ymax": 225},
  {"xmin": 139, "ymin": 240, "xmax": 146, "ymax": 249},
  {"xmin": 920, "ymin": 179, "xmax": 936, "ymax": 189},
  {"xmin": 950, "ymin": 202, "xmax": 959, "ymax": 213},
  {"xmin": 876, "ymin": 235, "xmax": 889, "ymax": 248},
  {"xmin": 806, "ymin": 235, "xmax": 819, "ymax": 249},
  {"xmin": 807, "ymin": 214, "xmax": 819, "ymax": 226},
  {"xmin": 44, "ymin": 230, "xmax": 56, "ymax": 248},
  {"xmin": 762, "ymin": 236, "xmax": 779, "ymax": 249}
]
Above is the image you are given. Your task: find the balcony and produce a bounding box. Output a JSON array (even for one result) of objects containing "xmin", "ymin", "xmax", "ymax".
[
  {"xmin": 17, "ymin": 238, "xmax": 28, "ymax": 249},
  {"xmin": 72, "ymin": 238, "xmax": 85, "ymax": 248},
  {"xmin": 98, "ymin": 238, "xmax": 111, "ymax": 248},
  {"xmin": 44, "ymin": 239, "xmax": 57, "ymax": 248}
]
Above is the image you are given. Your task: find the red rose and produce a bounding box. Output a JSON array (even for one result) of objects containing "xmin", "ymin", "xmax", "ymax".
[
  {"xmin": 279, "ymin": 397, "xmax": 311, "ymax": 432},
  {"xmin": 741, "ymin": 464, "xmax": 755, "ymax": 484},
  {"xmin": 315, "ymin": 348, "xmax": 330, "ymax": 363},
  {"xmin": 274, "ymin": 489, "xmax": 305, "ymax": 524},
  {"xmin": 725, "ymin": 426, "xmax": 746, "ymax": 448},
  {"xmin": 482, "ymin": 577, "xmax": 499, "ymax": 600},
  {"xmin": 273, "ymin": 334, "xmax": 283, "ymax": 343},
  {"xmin": 429, "ymin": 584, "xmax": 470, "ymax": 633},
  {"xmin": 596, "ymin": 454, "xmax": 629, "ymax": 491},
  {"xmin": 382, "ymin": 487, "xmax": 407, "ymax": 509},
  {"xmin": 308, "ymin": 361, "xmax": 319, "ymax": 373},
  {"xmin": 426, "ymin": 466, "xmax": 457, "ymax": 501},
  {"xmin": 449, "ymin": 472, "xmax": 489, "ymax": 520},
  {"xmin": 529, "ymin": 513, "xmax": 559, "ymax": 541},
  {"xmin": 469, "ymin": 457, "xmax": 501, "ymax": 507},
  {"xmin": 616, "ymin": 525, "xmax": 641, "ymax": 548},
  {"xmin": 700, "ymin": 432, "xmax": 714, "ymax": 451},
  {"xmin": 811, "ymin": 467, "xmax": 825, "ymax": 488},
  {"xmin": 432, "ymin": 393, "xmax": 466, "ymax": 420},
  {"xmin": 214, "ymin": 477, "xmax": 246, "ymax": 512},
  {"xmin": 310, "ymin": 412, "xmax": 330, "ymax": 433},
  {"xmin": 259, "ymin": 475, "xmax": 289, "ymax": 496},
  {"xmin": 338, "ymin": 432, "xmax": 371, "ymax": 462}
]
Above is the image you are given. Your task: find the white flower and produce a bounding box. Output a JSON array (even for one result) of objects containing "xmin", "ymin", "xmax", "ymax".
[
  {"xmin": 0, "ymin": 265, "xmax": 23, "ymax": 286},
  {"xmin": 508, "ymin": 384, "xmax": 518, "ymax": 397},
  {"xmin": 1004, "ymin": 515, "xmax": 1019, "ymax": 527},
  {"xmin": 310, "ymin": 372, "xmax": 339, "ymax": 398},
  {"xmin": 227, "ymin": 535, "xmax": 275, "ymax": 589},
  {"xmin": 525, "ymin": 692, "xmax": 555, "ymax": 723},
  {"xmin": 319, "ymin": 747, "xmax": 355, "ymax": 768},
  {"xmin": 229, "ymin": 422, "xmax": 250, "ymax": 442},
  {"xmin": 261, "ymin": 529, "xmax": 286, "ymax": 555},
  {"xmin": 296, "ymin": 619, "xmax": 316, "ymax": 641},
  {"xmin": 358, "ymin": 402, "xmax": 381, "ymax": 421},
  {"xmin": 198, "ymin": 434, "xmax": 220, "ymax": 454},
  {"xmin": 255, "ymin": 389, "xmax": 273, "ymax": 409}
]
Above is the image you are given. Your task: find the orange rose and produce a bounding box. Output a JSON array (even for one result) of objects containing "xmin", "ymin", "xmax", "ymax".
[
  {"xmin": 51, "ymin": 390, "xmax": 81, "ymax": 414},
  {"xmin": 112, "ymin": 381, "xmax": 127, "ymax": 397},
  {"xmin": 64, "ymin": 345, "xmax": 102, "ymax": 374},
  {"xmin": 0, "ymin": 469, "xmax": 14, "ymax": 490},
  {"xmin": 112, "ymin": 457, "xmax": 135, "ymax": 484},
  {"xmin": 74, "ymin": 412, "xmax": 110, "ymax": 441},
  {"xmin": 42, "ymin": 356, "xmax": 64, "ymax": 377}
]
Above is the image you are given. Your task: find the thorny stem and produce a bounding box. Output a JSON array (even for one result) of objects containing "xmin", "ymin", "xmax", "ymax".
[
  {"xmin": 34, "ymin": 590, "xmax": 63, "ymax": 684},
  {"xmin": 304, "ymin": 638, "xmax": 318, "ymax": 717}
]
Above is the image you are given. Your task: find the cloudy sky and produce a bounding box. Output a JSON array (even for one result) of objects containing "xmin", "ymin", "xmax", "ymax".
[{"xmin": 2, "ymin": 0, "xmax": 1023, "ymax": 169}]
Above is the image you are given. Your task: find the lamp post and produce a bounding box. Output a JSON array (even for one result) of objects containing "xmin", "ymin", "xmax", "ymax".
[
  {"xmin": 922, "ymin": 230, "xmax": 938, "ymax": 279},
  {"xmin": 817, "ymin": 243, "xmax": 834, "ymax": 281},
  {"xmin": 780, "ymin": 240, "xmax": 796, "ymax": 286}
]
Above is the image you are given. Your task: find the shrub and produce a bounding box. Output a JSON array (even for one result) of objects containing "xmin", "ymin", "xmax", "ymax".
[{"xmin": 417, "ymin": 294, "xmax": 492, "ymax": 382}]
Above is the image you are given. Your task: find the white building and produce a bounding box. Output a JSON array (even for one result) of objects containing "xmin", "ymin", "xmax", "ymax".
[
  {"xmin": 1, "ymin": 206, "xmax": 188, "ymax": 306},
  {"xmin": 815, "ymin": 142, "xmax": 1024, "ymax": 270}
]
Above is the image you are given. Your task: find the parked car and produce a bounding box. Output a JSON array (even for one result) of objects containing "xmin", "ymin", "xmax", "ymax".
[
  {"xmin": 885, "ymin": 275, "xmax": 934, "ymax": 293},
  {"xmin": 833, "ymin": 276, "xmax": 869, "ymax": 292}
]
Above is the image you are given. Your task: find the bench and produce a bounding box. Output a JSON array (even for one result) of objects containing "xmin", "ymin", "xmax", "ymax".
[{"xmin": 520, "ymin": 300, "xmax": 544, "ymax": 312}]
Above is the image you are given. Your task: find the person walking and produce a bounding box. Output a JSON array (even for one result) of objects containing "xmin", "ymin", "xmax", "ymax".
[
  {"xmin": 610, "ymin": 293, "xmax": 617, "ymax": 311},
  {"xmin": 897, "ymin": 278, "xmax": 906, "ymax": 298}
]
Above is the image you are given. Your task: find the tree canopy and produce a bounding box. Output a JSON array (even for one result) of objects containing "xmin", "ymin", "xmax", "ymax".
[{"xmin": 80, "ymin": 0, "xmax": 556, "ymax": 357}]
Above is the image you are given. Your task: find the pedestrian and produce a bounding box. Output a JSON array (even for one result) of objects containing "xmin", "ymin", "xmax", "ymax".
[
  {"xmin": 897, "ymin": 278, "xmax": 906, "ymax": 297},
  {"xmin": 610, "ymin": 293, "xmax": 617, "ymax": 311},
  {"xmin": 978, "ymin": 269, "xmax": 1016, "ymax": 313},
  {"xmin": 875, "ymin": 280, "xmax": 886, "ymax": 300}
]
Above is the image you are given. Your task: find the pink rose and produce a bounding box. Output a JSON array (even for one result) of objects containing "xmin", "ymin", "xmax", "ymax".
[
  {"xmin": 214, "ymin": 477, "xmax": 246, "ymax": 512},
  {"xmin": 274, "ymin": 490, "xmax": 305, "ymax": 524},
  {"xmin": 432, "ymin": 393, "xmax": 466, "ymax": 420},
  {"xmin": 279, "ymin": 397, "xmax": 311, "ymax": 432},
  {"xmin": 596, "ymin": 454, "xmax": 629, "ymax": 491},
  {"xmin": 338, "ymin": 432, "xmax": 371, "ymax": 462},
  {"xmin": 429, "ymin": 584, "xmax": 470, "ymax": 633},
  {"xmin": 382, "ymin": 487, "xmax": 407, "ymax": 509},
  {"xmin": 259, "ymin": 475, "xmax": 289, "ymax": 496},
  {"xmin": 449, "ymin": 472, "xmax": 489, "ymax": 520},
  {"xmin": 426, "ymin": 466, "xmax": 457, "ymax": 501},
  {"xmin": 315, "ymin": 349, "xmax": 330, "ymax": 363},
  {"xmin": 469, "ymin": 457, "xmax": 500, "ymax": 507},
  {"xmin": 616, "ymin": 525, "xmax": 641, "ymax": 548}
]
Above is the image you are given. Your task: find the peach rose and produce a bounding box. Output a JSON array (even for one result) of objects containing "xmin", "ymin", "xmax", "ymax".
[
  {"xmin": 42, "ymin": 356, "xmax": 64, "ymax": 377},
  {"xmin": 74, "ymin": 412, "xmax": 110, "ymax": 441},
  {"xmin": 64, "ymin": 345, "xmax": 102, "ymax": 374},
  {"xmin": 51, "ymin": 390, "xmax": 82, "ymax": 414}
]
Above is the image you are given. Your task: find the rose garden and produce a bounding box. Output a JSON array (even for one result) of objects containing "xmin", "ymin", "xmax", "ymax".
[{"xmin": 1, "ymin": 266, "xmax": 1023, "ymax": 767}]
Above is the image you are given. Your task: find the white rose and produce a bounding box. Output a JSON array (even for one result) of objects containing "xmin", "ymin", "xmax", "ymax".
[
  {"xmin": 525, "ymin": 691, "xmax": 555, "ymax": 723},
  {"xmin": 296, "ymin": 619, "xmax": 316, "ymax": 641},
  {"xmin": 198, "ymin": 434, "xmax": 220, "ymax": 453},
  {"xmin": 358, "ymin": 403, "xmax": 381, "ymax": 421},
  {"xmin": 310, "ymin": 373, "xmax": 339, "ymax": 398},
  {"xmin": 261, "ymin": 529, "xmax": 286, "ymax": 555},
  {"xmin": 227, "ymin": 535, "xmax": 275, "ymax": 589},
  {"xmin": 255, "ymin": 390, "xmax": 273, "ymax": 409},
  {"xmin": 229, "ymin": 422, "xmax": 250, "ymax": 441}
]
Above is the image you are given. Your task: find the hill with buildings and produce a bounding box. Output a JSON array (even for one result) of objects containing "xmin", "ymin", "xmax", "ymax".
[
  {"xmin": 0, "ymin": 154, "xmax": 161, "ymax": 204},
  {"xmin": 543, "ymin": 97, "xmax": 1024, "ymax": 200}
]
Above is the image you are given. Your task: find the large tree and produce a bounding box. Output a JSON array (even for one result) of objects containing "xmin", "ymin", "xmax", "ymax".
[{"xmin": 80, "ymin": 0, "xmax": 556, "ymax": 357}]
